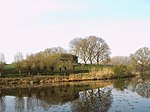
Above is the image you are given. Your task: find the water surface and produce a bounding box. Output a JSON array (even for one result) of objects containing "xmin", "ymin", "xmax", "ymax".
[{"xmin": 0, "ymin": 77, "xmax": 150, "ymax": 112}]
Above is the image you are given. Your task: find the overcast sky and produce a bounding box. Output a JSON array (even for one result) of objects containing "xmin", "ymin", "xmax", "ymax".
[{"xmin": 0, "ymin": 0, "xmax": 150, "ymax": 63}]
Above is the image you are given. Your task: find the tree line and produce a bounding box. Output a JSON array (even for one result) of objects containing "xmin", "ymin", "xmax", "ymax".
[
  {"xmin": 0, "ymin": 46, "xmax": 78, "ymax": 76},
  {"xmin": 0, "ymin": 35, "xmax": 150, "ymax": 75},
  {"xmin": 13, "ymin": 51, "xmax": 77, "ymax": 76}
]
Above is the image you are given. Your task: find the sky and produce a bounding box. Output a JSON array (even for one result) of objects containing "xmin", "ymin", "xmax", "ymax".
[{"xmin": 0, "ymin": 0, "xmax": 150, "ymax": 63}]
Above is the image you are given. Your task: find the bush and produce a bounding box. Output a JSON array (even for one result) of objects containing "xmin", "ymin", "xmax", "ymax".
[{"xmin": 113, "ymin": 65, "xmax": 129, "ymax": 78}]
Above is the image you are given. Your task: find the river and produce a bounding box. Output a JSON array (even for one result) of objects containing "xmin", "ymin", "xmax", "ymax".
[{"xmin": 0, "ymin": 76, "xmax": 150, "ymax": 112}]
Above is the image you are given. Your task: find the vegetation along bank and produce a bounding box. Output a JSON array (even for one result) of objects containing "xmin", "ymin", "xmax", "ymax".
[{"xmin": 0, "ymin": 36, "xmax": 149, "ymax": 84}]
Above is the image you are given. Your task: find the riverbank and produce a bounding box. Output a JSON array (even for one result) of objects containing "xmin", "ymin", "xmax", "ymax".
[
  {"xmin": 1, "ymin": 64, "xmax": 135, "ymax": 85},
  {"xmin": 0, "ymin": 73, "xmax": 134, "ymax": 86},
  {"xmin": 0, "ymin": 75, "xmax": 69, "ymax": 85}
]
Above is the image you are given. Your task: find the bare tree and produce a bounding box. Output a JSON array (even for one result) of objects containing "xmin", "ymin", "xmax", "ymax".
[
  {"xmin": 87, "ymin": 36, "xmax": 97, "ymax": 64},
  {"xmin": 70, "ymin": 38, "xmax": 89, "ymax": 64},
  {"xmin": 33, "ymin": 53, "xmax": 43, "ymax": 75},
  {"xmin": 69, "ymin": 36, "xmax": 111, "ymax": 64},
  {"xmin": 34, "ymin": 52, "xmax": 59, "ymax": 74},
  {"xmin": 79, "ymin": 39, "xmax": 89, "ymax": 64},
  {"xmin": 130, "ymin": 47, "xmax": 150, "ymax": 73},
  {"xmin": 94, "ymin": 37, "xmax": 110, "ymax": 64},
  {"xmin": 87, "ymin": 36, "xmax": 111, "ymax": 64},
  {"xmin": 41, "ymin": 52, "xmax": 49, "ymax": 73},
  {"xmin": 47, "ymin": 54, "xmax": 59, "ymax": 73},
  {"xmin": 25, "ymin": 54, "xmax": 35, "ymax": 76},
  {"xmin": 0, "ymin": 53, "xmax": 5, "ymax": 75},
  {"xmin": 69, "ymin": 38, "xmax": 81, "ymax": 57},
  {"xmin": 44, "ymin": 46, "xmax": 67, "ymax": 54},
  {"xmin": 110, "ymin": 56, "xmax": 130, "ymax": 65},
  {"xmin": 14, "ymin": 52, "xmax": 24, "ymax": 75}
]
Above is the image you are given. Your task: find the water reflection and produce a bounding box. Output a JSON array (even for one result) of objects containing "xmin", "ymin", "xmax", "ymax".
[
  {"xmin": 0, "ymin": 81, "xmax": 112, "ymax": 112},
  {"xmin": 71, "ymin": 87, "xmax": 113, "ymax": 112},
  {"xmin": 15, "ymin": 96, "xmax": 25, "ymax": 112},
  {"xmin": 129, "ymin": 77, "xmax": 150, "ymax": 98},
  {"xmin": 113, "ymin": 77, "xmax": 150, "ymax": 98},
  {"xmin": 26, "ymin": 96, "xmax": 36, "ymax": 112},
  {"xmin": 113, "ymin": 79, "xmax": 128, "ymax": 91},
  {"xmin": 0, "ymin": 77, "xmax": 150, "ymax": 112},
  {"xmin": 0, "ymin": 96, "xmax": 5, "ymax": 112}
]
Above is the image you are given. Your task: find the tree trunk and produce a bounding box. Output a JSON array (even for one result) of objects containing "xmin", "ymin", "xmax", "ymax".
[
  {"xmin": 64, "ymin": 66, "xmax": 67, "ymax": 76},
  {"xmin": 97, "ymin": 56, "xmax": 99, "ymax": 64},
  {"xmin": 90, "ymin": 60, "xmax": 93, "ymax": 64}
]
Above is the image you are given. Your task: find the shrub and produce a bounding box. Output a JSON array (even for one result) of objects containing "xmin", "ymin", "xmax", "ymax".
[
  {"xmin": 89, "ymin": 67, "xmax": 114, "ymax": 79},
  {"xmin": 113, "ymin": 65, "xmax": 129, "ymax": 78}
]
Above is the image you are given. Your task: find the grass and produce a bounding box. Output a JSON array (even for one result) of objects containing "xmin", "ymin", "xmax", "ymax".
[
  {"xmin": 69, "ymin": 65, "xmax": 133, "ymax": 81},
  {"xmin": 0, "ymin": 74, "xmax": 27, "ymax": 78},
  {"xmin": 1, "ymin": 63, "xmax": 133, "ymax": 80},
  {"xmin": 69, "ymin": 67, "xmax": 114, "ymax": 81},
  {"xmin": 0, "ymin": 63, "xmax": 104, "ymax": 78},
  {"xmin": 4, "ymin": 64, "xmax": 15, "ymax": 70}
]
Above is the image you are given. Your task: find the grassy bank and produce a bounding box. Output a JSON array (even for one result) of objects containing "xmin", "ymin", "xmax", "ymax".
[
  {"xmin": 0, "ymin": 64, "xmax": 134, "ymax": 82},
  {"xmin": 1, "ymin": 64, "xmax": 103, "ymax": 77},
  {"xmin": 69, "ymin": 65, "xmax": 133, "ymax": 81}
]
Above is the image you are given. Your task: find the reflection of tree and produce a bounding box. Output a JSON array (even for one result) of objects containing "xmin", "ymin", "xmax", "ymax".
[
  {"xmin": 130, "ymin": 77, "xmax": 150, "ymax": 98},
  {"xmin": 14, "ymin": 89, "xmax": 25, "ymax": 112},
  {"xmin": 113, "ymin": 79, "xmax": 129, "ymax": 91},
  {"xmin": 0, "ymin": 95, "xmax": 5, "ymax": 112},
  {"xmin": 26, "ymin": 88, "xmax": 37, "ymax": 112},
  {"xmin": 27, "ymin": 89, "xmax": 50, "ymax": 112},
  {"xmin": 36, "ymin": 88, "xmax": 50, "ymax": 111},
  {"xmin": 1, "ymin": 84, "xmax": 79, "ymax": 112},
  {"xmin": 26, "ymin": 85, "xmax": 78, "ymax": 111},
  {"xmin": 15, "ymin": 97, "xmax": 25, "ymax": 112},
  {"xmin": 27, "ymin": 97, "xmax": 36, "ymax": 112},
  {"xmin": 71, "ymin": 87, "xmax": 112, "ymax": 112}
]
